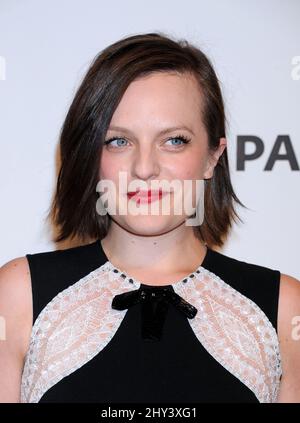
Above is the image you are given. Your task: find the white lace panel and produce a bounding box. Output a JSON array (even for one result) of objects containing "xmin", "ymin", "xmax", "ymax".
[{"xmin": 20, "ymin": 262, "xmax": 282, "ymax": 403}]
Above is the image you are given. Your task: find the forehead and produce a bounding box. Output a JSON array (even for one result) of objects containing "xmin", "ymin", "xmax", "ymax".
[{"xmin": 109, "ymin": 72, "xmax": 204, "ymax": 131}]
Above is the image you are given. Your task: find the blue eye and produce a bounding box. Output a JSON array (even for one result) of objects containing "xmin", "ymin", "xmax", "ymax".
[
  {"xmin": 165, "ymin": 136, "xmax": 191, "ymax": 146},
  {"xmin": 103, "ymin": 137, "xmax": 128, "ymax": 148},
  {"xmin": 103, "ymin": 134, "xmax": 191, "ymax": 148}
]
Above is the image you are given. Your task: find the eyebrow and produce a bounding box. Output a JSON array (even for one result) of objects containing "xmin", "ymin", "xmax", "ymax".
[{"xmin": 107, "ymin": 125, "xmax": 195, "ymax": 137}]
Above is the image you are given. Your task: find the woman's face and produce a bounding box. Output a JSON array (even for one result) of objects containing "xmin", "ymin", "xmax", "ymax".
[{"xmin": 99, "ymin": 71, "xmax": 226, "ymax": 236}]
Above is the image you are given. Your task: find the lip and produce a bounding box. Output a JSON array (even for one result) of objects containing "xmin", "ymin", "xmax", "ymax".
[{"xmin": 127, "ymin": 189, "xmax": 169, "ymax": 204}]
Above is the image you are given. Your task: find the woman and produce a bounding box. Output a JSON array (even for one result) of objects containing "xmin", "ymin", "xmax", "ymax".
[{"xmin": 0, "ymin": 32, "xmax": 299, "ymax": 403}]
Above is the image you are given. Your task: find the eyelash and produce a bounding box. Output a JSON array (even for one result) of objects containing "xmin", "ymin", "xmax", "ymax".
[{"xmin": 103, "ymin": 134, "xmax": 191, "ymax": 149}]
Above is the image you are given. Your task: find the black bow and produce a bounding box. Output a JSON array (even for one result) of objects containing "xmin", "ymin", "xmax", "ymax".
[{"xmin": 111, "ymin": 285, "xmax": 197, "ymax": 341}]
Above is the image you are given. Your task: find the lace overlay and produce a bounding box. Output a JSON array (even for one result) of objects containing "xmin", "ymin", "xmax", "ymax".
[{"xmin": 20, "ymin": 262, "xmax": 282, "ymax": 403}]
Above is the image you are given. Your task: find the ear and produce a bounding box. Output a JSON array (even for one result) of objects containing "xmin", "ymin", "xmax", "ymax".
[{"xmin": 203, "ymin": 137, "xmax": 227, "ymax": 180}]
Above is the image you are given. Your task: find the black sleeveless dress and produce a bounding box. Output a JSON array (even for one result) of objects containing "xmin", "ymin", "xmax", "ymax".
[{"xmin": 23, "ymin": 240, "xmax": 281, "ymax": 403}]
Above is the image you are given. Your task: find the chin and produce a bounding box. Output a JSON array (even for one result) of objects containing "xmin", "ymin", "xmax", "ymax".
[{"xmin": 119, "ymin": 215, "xmax": 185, "ymax": 236}]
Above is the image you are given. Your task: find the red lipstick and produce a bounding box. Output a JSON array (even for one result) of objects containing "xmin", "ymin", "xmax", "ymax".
[{"xmin": 127, "ymin": 188, "xmax": 168, "ymax": 204}]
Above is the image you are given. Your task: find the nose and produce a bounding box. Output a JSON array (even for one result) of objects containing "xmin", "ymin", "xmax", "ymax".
[{"xmin": 131, "ymin": 144, "xmax": 160, "ymax": 181}]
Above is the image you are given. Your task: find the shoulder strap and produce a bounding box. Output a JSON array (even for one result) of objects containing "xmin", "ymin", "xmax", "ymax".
[
  {"xmin": 26, "ymin": 240, "xmax": 105, "ymax": 324},
  {"xmin": 202, "ymin": 249, "xmax": 281, "ymax": 334}
]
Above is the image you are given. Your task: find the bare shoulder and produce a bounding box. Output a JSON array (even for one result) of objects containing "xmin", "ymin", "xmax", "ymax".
[
  {"xmin": 277, "ymin": 273, "xmax": 300, "ymax": 402},
  {"xmin": 0, "ymin": 256, "xmax": 33, "ymax": 356},
  {"xmin": 0, "ymin": 256, "xmax": 33, "ymax": 402}
]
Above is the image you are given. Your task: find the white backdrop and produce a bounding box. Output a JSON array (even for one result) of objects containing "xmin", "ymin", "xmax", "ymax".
[{"xmin": 0, "ymin": 0, "xmax": 299, "ymax": 280}]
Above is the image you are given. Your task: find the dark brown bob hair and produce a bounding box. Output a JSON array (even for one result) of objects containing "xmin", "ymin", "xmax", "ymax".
[{"xmin": 47, "ymin": 31, "xmax": 246, "ymax": 248}]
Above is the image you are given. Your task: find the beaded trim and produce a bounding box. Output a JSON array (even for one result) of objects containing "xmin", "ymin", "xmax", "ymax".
[{"xmin": 102, "ymin": 260, "xmax": 203, "ymax": 289}]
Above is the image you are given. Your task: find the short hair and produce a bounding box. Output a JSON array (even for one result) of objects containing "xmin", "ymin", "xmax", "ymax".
[{"xmin": 47, "ymin": 31, "xmax": 247, "ymax": 248}]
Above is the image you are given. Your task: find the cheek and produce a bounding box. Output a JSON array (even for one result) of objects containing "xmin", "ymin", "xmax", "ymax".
[
  {"xmin": 169, "ymin": 156, "xmax": 206, "ymax": 181},
  {"xmin": 99, "ymin": 153, "xmax": 122, "ymax": 181}
]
